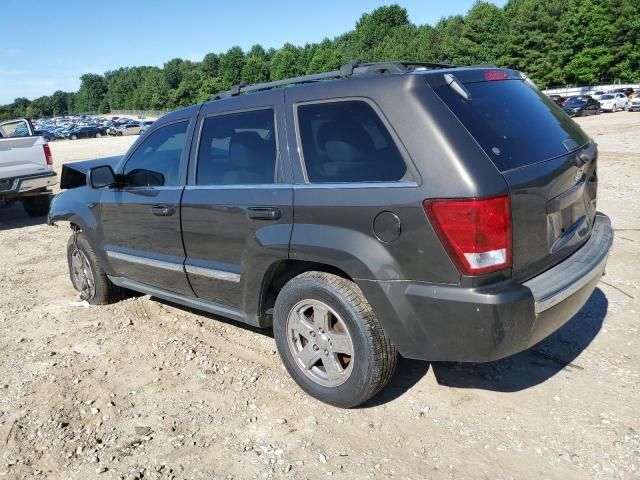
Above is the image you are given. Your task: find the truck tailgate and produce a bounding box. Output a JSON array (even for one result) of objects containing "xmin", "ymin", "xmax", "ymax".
[{"xmin": 0, "ymin": 136, "xmax": 50, "ymax": 179}]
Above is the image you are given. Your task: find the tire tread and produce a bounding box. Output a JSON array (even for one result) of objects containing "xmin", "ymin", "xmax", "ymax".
[
  {"xmin": 281, "ymin": 271, "xmax": 397, "ymax": 406},
  {"xmin": 67, "ymin": 233, "xmax": 126, "ymax": 305}
]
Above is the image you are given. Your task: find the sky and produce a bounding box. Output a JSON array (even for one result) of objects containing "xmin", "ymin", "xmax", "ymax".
[{"xmin": 0, "ymin": 0, "xmax": 506, "ymax": 104}]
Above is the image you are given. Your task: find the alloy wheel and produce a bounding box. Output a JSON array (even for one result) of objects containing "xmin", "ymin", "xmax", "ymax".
[
  {"xmin": 286, "ymin": 299, "xmax": 354, "ymax": 387},
  {"xmin": 70, "ymin": 248, "xmax": 96, "ymax": 300}
]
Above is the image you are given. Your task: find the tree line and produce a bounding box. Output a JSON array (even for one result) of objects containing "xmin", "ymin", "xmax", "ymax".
[{"xmin": 1, "ymin": 0, "xmax": 638, "ymax": 121}]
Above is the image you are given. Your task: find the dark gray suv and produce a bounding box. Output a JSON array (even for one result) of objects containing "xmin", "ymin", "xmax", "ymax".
[{"xmin": 49, "ymin": 62, "xmax": 613, "ymax": 407}]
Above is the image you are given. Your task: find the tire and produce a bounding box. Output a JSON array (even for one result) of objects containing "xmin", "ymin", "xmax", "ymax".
[
  {"xmin": 71, "ymin": 134, "xmax": 77, "ymax": 140},
  {"xmin": 273, "ymin": 271, "xmax": 397, "ymax": 408},
  {"xmin": 66, "ymin": 233, "xmax": 125, "ymax": 305},
  {"xmin": 117, "ymin": 131, "xmax": 123, "ymax": 137},
  {"xmin": 96, "ymin": 132, "xmax": 102, "ymax": 138},
  {"xmin": 22, "ymin": 194, "xmax": 51, "ymax": 217}
]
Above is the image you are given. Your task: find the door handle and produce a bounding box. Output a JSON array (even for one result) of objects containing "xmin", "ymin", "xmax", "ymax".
[
  {"xmin": 150, "ymin": 204, "xmax": 176, "ymax": 216},
  {"xmin": 246, "ymin": 206, "xmax": 281, "ymax": 221}
]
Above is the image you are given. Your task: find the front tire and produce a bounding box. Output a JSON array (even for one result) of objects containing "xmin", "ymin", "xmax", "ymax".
[
  {"xmin": 22, "ymin": 194, "xmax": 51, "ymax": 217},
  {"xmin": 273, "ymin": 272, "xmax": 397, "ymax": 408},
  {"xmin": 67, "ymin": 233, "xmax": 125, "ymax": 305}
]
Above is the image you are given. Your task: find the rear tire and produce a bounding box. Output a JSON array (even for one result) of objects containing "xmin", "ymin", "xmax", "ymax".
[
  {"xmin": 273, "ymin": 271, "xmax": 397, "ymax": 408},
  {"xmin": 22, "ymin": 194, "xmax": 51, "ymax": 217},
  {"xmin": 96, "ymin": 132, "xmax": 102, "ymax": 138},
  {"xmin": 71, "ymin": 134, "xmax": 77, "ymax": 140},
  {"xmin": 67, "ymin": 233, "xmax": 125, "ymax": 305}
]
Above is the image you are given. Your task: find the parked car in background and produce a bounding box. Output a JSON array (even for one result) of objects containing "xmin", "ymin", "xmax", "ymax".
[
  {"xmin": 139, "ymin": 120, "xmax": 154, "ymax": 134},
  {"xmin": 65, "ymin": 126, "xmax": 107, "ymax": 140},
  {"xmin": 0, "ymin": 118, "xmax": 57, "ymax": 217},
  {"xmin": 613, "ymin": 87, "xmax": 635, "ymax": 98},
  {"xmin": 598, "ymin": 93, "xmax": 628, "ymax": 112},
  {"xmin": 563, "ymin": 95, "xmax": 600, "ymax": 116},
  {"xmin": 548, "ymin": 94, "xmax": 564, "ymax": 106},
  {"xmin": 114, "ymin": 123, "xmax": 143, "ymax": 136},
  {"xmin": 34, "ymin": 129, "xmax": 56, "ymax": 141},
  {"xmin": 626, "ymin": 95, "xmax": 640, "ymax": 112},
  {"xmin": 49, "ymin": 63, "xmax": 612, "ymax": 407}
]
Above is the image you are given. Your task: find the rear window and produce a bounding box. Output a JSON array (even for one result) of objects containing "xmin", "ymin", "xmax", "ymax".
[{"xmin": 433, "ymin": 79, "xmax": 589, "ymax": 171}]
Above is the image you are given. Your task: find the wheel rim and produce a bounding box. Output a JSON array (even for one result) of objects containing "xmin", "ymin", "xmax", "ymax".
[
  {"xmin": 70, "ymin": 248, "xmax": 96, "ymax": 300},
  {"xmin": 286, "ymin": 299, "xmax": 354, "ymax": 388}
]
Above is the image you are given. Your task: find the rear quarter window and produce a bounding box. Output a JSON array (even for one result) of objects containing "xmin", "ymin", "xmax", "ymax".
[
  {"xmin": 296, "ymin": 100, "xmax": 408, "ymax": 183},
  {"xmin": 433, "ymin": 79, "xmax": 589, "ymax": 171}
]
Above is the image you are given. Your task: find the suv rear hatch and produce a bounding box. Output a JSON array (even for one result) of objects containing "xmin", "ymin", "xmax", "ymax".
[{"xmin": 428, "ymin": 69, "xmax": 597, "ymax": 281}]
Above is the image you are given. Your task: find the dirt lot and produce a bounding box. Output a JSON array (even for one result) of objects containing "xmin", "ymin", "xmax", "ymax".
[{"xmin": 1, "ymin": 113, "xmax": 638, "ymax": 480}]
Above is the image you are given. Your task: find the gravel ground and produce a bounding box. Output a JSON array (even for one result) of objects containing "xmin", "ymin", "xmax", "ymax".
[{"xmin": 0, "ymin": 113, "xmax": 638, "ymax": 480}]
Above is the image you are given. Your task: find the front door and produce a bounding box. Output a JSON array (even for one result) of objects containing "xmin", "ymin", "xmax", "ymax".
[
  {"xmin": 181, "ymin": 91, "xmax": 293, "ymax": 318},
  {"xmin": 99, "ymin": 119, "xmax": 193, "ymax": 295}
]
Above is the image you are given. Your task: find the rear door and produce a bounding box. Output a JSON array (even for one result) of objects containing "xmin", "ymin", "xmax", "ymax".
[
  {"xmin": 99, "ymin": 118, "xmax": 194, "ymax": 295},
  {"xmin": 181, "ymin": 91, "xmax": 293, "ymax": 317},
  {"xmin": 430, "ymin": 70, "xmax": 596, "ymax": 281}
]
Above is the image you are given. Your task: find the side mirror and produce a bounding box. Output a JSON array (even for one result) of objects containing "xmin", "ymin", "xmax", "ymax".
[{"xmin": 88, "ymin": 165, "xmax": 116, "ymax": 189}]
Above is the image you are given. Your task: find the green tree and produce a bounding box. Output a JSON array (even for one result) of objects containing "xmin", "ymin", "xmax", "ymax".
[
  {"xmin": 457, "ymin": 2, "xmax": 506, "ymax": 65},
  {"xmin": 560, "ymin": 0, "xmax": 614, "ymax": 85},
  {"xmin": 75, "ymin": 74, "xmax": 108, "ymax": 113},
  {"xmin": 171, "ymin": 63, "xmax": 206, "ymax": 107},
  {"xmin": 219, "ymin": 46, "xmax": 246, "ymax": 87},
  {"xmin": 51, "ymin": 91, "xmax": 70, "ymax": 116},
  {"xmin": 242, "ymin": 45, "xmax": 270, "ymax": 83},
  {"xmin": 270, "ymin": 43, "xmax": 305, "ymax": 80},
  {"xmin": 163, "ymin": 58, "xmax": 185, "ymax": 89},
  {"xmin": 307, "ymin": 38, "xmax": 344, "ymax": 73},
  {"xmin": 605, "ymin": 0, "xmax": 640, "ymax": 82},
  {"xmin": 501, "ymin": 0, "xmax": 566, "ymax": 88},
  {"xmin": 202, "ymin": 53, "xmax": 220, "ymax": 77},
  {"xmin": 353, "ymin": 5, "xmax": 411, "ymax": 61},
  {"xmin": 29, "ymin": 96, "xmax": 53, "ymax": 118}
]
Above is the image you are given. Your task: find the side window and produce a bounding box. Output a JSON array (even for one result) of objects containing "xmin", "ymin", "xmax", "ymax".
[
  {"xmin": 0, "ymin": 119, "xmax": 30, "ymax": 138},
  {"xmin": 123, "ymin": 121, "xmax": 188, "ymax": 187},
  {"xmin": 196, "ymin": 109, "xmax": 277, "ymax": 185},
  {"xmin": 297, "ymin": 100, "xmax": 407, "ymax": 183}
]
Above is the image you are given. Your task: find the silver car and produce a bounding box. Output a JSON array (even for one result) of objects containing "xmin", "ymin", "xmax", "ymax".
[{"xmin": 115, "ymin": 123, "xmax": 143, "ymax": 136}]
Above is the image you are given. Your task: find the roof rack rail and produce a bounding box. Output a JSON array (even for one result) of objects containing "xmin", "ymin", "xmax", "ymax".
[{"xmin": 211, "ymin": 60, "xmax": 457, "ymax": 100}]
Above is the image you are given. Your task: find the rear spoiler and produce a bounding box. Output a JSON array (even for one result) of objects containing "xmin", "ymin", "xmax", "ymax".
[{"xmin": 60, "ymin": 156, "xmax": 121, "ymax": 189}]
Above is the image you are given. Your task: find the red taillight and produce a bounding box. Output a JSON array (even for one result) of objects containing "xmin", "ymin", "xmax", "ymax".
[
  {"xmin": 43, "ymin": 143, "xmax": 53, "ymax": 166},
  {"xmin": 484, "ymin": 70, "xmax": 509, "ymax": 81},
  {"xmin": 423, "ymin": 195, "xmax": 512, "ymax": 275}
]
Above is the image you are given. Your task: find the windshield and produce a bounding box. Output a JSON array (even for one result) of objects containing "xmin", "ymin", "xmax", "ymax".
[
  {"xmin": 433, "ymin": 79, "xmax": 589, "ymax": 171},
  {"xmin": 600, "ymin": 94, "xmax": 614, "ymax": 100}
]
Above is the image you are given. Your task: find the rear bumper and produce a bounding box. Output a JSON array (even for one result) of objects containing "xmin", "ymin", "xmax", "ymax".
[
  {"xmin": 0, "ymin": 171, "xmax": 57, "ymax": 196},
  {"xmin": 359, "ymin": 213, "xmax": 613, "ymax": 362}
]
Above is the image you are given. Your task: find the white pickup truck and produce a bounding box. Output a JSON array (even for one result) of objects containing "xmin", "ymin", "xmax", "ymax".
[{"xmin": 0, "ymin": 118, "xmax": 58, "ymax": 217}]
